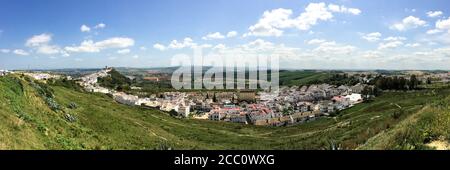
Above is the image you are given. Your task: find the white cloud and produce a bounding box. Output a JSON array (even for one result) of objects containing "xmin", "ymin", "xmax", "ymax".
[
  {"xmin": 390, "ymin": 16, "xmax": 426, "ymax": 31},
  {"xmin": 213, "ymin": 44, "xmax": 227, "ymax": 50},
  {"xmin": 132, "ymin": 55, "xmax": 139, "ymax": 59},
  {"xmin": 1, "ymin": 49, "xmax": 10, "ymax": 53},
  {"xmin": 140, "ymin": 46, "xmax": 147, "ymax": 51},
  {"xmin": 383, "ymin": 36, "xmax": 407, "ymax": 41},
  {"xmin": 244, "ymin": 39, "xmax": 274, "ymax": 49},
  {"xmin": 307, "ymin": 39, "xmax": 326, "ymax": 45},
  {"xmin": 327, "ymin": 4, "xmax": 361, "ymax": 15},
  {"xmin": 361, "ymin": 50, "xmax": 383, "ymax": 59},
  {"xmin": 378, "ymin": 41, "xmax": 404, "ymax": 49},
  {"xmin": 245, "ymin": 8, "xmax": 293, "ymax": 37},
  {"xmin": 65, "ymin": 37, "xmax": 135, "ymax": 53},
  {"xmin": 198, "ymin": 44, "xmax": 213, "ymax": 48},
  {"xmin": 405, "ymin": 43, "xmax": 421, "ymax": 47},
  {"xmin": 154, "ymin": 38, "xmax": 208, "ymax": 50},
  {"xmin": 94, "ymin": 23, "xmax": 106, "ymax": 29},
  {"xmin": 36, "ymin": 44, "xmax": 62, "ymax": 55},
  {"xmin": 226, "ymin": 31, "xmax": 238, "ymax": 38},
  {"xmin": 202, "ymin": 32, "xmax": 225, "ymax": 40},
  {"xmin": 378, "ymin": 36, "xmax": 406, "ymax": 49},
  {"xmin": 427, "ymin": 29, "xmax": 443, "ymax": 34},
  {"xmin": 436, "ymin": 17, "xmax": 450, "ymax": 31},
  {"xmin": 153, "ymin": 43, "xmax": 166, "ymax": 51},
  {"xmin": 25, "ymin": 33, "xmax": 52, "ymax": 47},
  {"xmin": 311, "ymin": 40, "xmax": 356, "ymax": 55},
  {"xmin": 361, "ymin": 32, "xmax": 382, "ymax": 42},
  {"xmin": 168, "ymin": 37, "xmax": 196, "ymax": 49},
  {"xmin": 13, "ymin": 49, "xmax": 29, "ymax": 56},
  {"xmin": 117, "ymin": 48, "xmax": 131, "ymax": 54},
  {"xmin": 294, "ymin": 3, "xmax": 335, "ymax": 30},
  {"xmin": 245, "ymin": 3, "xmax": 361, "ymax": 37},
  {"xmin": 81, "ymin": 24, "xmax": 91, "ymax": 32},
  {"xmin": 427, "ymin": 11, "xmax": 443, "ymax": 18},
  {"xmin": 95, "ymin": 37, "xmax": 134, "ymax": 48},
  {"xmin": 25, "ymin": 33, "xmax": 67, "ymax": 55}
]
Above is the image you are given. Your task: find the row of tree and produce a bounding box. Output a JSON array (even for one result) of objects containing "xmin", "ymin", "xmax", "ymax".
[{"xmin": 373, "ymin": 75, "xmax": 421, "ymax": 91}]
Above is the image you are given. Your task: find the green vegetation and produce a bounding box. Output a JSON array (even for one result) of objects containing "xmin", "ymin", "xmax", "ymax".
[
  {"xmin": 279, "ymin": 70, "xmax": 362, "ymax": 87},
  {"xmin": 374, "ymin": 75, "xmax": 421, "ymax": 91},
  {"xmin": 48, "ymin": 78, "xmax": 84, "ymax": 92},
  {"xmin": 98, "ymin": 69, "xmax": 132, "ymax": 91},
  {"xmin": 359, "ymin": 89, "xmax": 450, "ymax": 150},
  {"xmin": 0, "ymin": 74, "xmax": 449, "ymax": 150},
  {"xmin": 279, "ymin": 70, "xmax": 333, "ymax": 86}
]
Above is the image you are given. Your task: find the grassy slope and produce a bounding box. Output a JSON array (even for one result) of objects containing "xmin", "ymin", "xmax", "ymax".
[
  {"xmin": 359, "ymin": 89, "xmax": 450, "ymax": 150},
  {"xmin": 1, "ymin": 75, "xmax": 449, "ymax": 150}
]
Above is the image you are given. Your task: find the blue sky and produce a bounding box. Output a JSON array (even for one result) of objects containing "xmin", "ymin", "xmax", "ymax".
[{"xmin": 0, "ymin": 0, "xmax": 449, "ymax": 70}]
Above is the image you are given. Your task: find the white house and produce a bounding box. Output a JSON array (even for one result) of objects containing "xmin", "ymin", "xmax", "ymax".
[
  {"xmin": 345, "ymin": 93, "xmax": 363, "ymax": 103},
  {"xmin": 0, "ymin": 70, "xmax": 9, "ymax": 76},
  {"xmin": 113, "ymin": 92, "xmax": 139, "ymax": 106}
]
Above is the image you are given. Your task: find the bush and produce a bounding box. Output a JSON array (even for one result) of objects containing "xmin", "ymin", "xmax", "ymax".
[
  {"xmin": 64, "ymin": 113, "xmax": 77, "ymax": 122},
  {"xmin": 68, "ymin": 102, "xmax": 78, "ymax": 109},
  {"xmin": 17, "ymin": 112, "xmax": 33, "ymax": 122},
  {"xmin": 46, "ymin": 97, "xmax": 60, "ymax": 111},
  {"xmin": 391, "ymin": 109, "xmax": 404, "ymax": 119}
]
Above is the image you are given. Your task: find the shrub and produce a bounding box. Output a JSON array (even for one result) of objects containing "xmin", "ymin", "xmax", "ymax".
[
  {"xmin": 64, "ymin": 113, "xmax": 77, "ymax": 122},
  {"xmin": 68, "ymin": 102, "xmax": 78, "ymax": 109}
]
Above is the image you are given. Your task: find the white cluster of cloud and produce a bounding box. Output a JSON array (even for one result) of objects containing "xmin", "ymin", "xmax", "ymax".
[
  {"xmin": 25, "ymin": 33, "xmax": 68, "ymax": 56},
  {"xmin": 65, "ymin": 37, "xmax": 134, "ymax": 53},
  {"xmin": 2, "ymin": 47, "xmax": 30, "ymax": 56},
  {"xmin": 81, "ymin": 23, "xmax": 106, "ymax": 32},
  {"xmin": 167, "ymin": 37, "xmax": 196, "ymax": 49},
  {"xmin": 202, "ymin": 31, "xmax": 238, "ymax": 40},
  {"xmin": 117, "ymin": 48, "xmax": 131, "ymax": 54},
  {"xmin": 81, "ymin": 25, "xmax": 91, "ymax": 32},
  {"xmin": 378, "ymin": 36, "xmax": 407, "ymax": 50},
  {"xmin": 327, "ymin": 4, "xmax": 361, "ymax": 15},
  {"xmin": 361, "ymin": 32, "xmax": 382, "ymax": 42},
  {"xmin": 13, "ymin": 49, "xmax": 30, "ymax": 56},
  {"xmin": 308, "ymin": 39, "xmax": 356, "ymax": 55},
  {"xmin": 427, "ymin": 11, "xmax": 443, "ymax": 18},
  {"xmin": 306, "ymin": 39, "xmax": 326, "ymax": 45},
  {"xmin": 390, "ymin": 16, "xmax": 427, "ymax": 31},
  {"xmin": 436, "ymin": 17, "xmax": 450, "ymax": 32},
  {"xmin": 153, "ymin": 38, "xmax": 195, "ymax": 51},
  {"xmin": 425, "ymin": 16, "xmax": 450, "ymax": 44},
  {"xmin": 405, "ymin": 43, "xmax": 421, "ymax": 47},
  {"xmin": 153, "ymin": 37, "xmax": 215, "ymax": 51},
  {"xmin": 244, "ymin": 2, "xmax": 361, "ymax": 37}
]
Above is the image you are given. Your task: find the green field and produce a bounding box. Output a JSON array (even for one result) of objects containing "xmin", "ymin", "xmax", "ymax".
[
  {"xmin": 279, "ymin": 70, "xmax": 333, "ymax": 86},
  {"xmin": 1, "ymin": 75, "xmax": 449, "ymax": 150}
]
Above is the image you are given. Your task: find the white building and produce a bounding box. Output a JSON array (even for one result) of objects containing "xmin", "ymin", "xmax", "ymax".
[
  {"xmin": 24, "ymin": 73, "xmax": 60, "ymax": 80},
  {"xmin": 345, "ymin": 93, "xmax": 363, "ymax": 103},
  {"xmin": 85, "ymin": 86, "xmax": 110, "ymax": 94},
  {"xmin": 0, "ymin": 70, "xmax": 10, "ymax": 76},
  {"xmin": 113, "ymin": 92, "xmax": 139, "ymax": 106}
]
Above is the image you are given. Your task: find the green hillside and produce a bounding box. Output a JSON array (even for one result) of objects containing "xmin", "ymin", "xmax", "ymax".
[
  {"xmin": 1, "ymin": 74, "xmax": 449, "ymax": 150},
  {"xmin": 279, "ymin": 70, "xmax": 333, "ymax": 86}
]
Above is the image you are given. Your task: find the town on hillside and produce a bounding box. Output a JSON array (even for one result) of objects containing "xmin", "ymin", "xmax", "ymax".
[{"xmin": 4, "ymin": 67, "xmax": 450, "ymax": 126}]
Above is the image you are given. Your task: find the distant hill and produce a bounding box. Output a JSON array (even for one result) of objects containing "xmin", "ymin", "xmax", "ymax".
[{"xmin": 0, "ymin": 74, "xmax": 449, "ymax": 149}]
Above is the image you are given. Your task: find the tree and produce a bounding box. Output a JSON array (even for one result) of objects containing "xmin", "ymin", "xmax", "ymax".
[
  {"xmin": 409, "ymin": 75, "xmax": 418, "ymax": 90},
  {"xmin": 212, "ymin": 93, "xmax": 217, "ymax": 102},
  {"xmin": 426, "ymin": 77, "xmax": 432, "ymax": 84}
]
